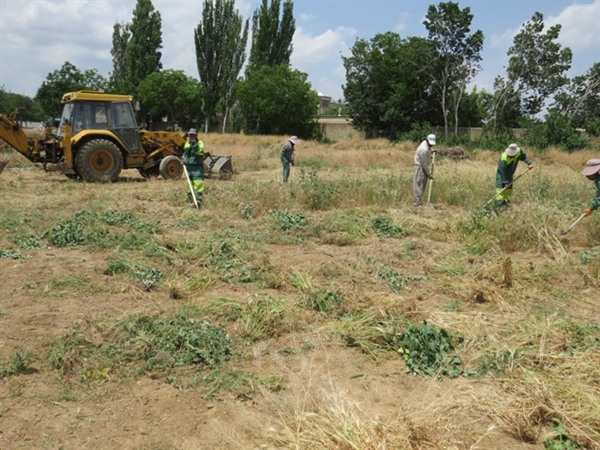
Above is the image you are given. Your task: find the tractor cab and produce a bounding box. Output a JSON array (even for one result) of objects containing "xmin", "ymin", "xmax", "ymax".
[{"xmin": 58, "ymin": 91, "xmax": 142, "ymax": 154}]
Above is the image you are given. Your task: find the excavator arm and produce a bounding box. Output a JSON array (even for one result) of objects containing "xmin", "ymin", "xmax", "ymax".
[{"xmin": 0, "ymin": 109, "xmax": 38, "ymax": 162}]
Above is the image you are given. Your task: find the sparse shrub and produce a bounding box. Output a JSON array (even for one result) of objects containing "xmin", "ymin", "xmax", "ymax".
[
  {"xmin": 0, "ymin": 347, "xmax": 34, "ymax": 377},
  {"xmin": 241, "ymin": 203, "xmax": 255, "ymax": 219},
  {"xmin": 236, "ymin": 295, "xmax": 286, "ymax": 341},
  {"xmin": 296, "ymin": 169, "xmax": 339, "ymax": 210}
]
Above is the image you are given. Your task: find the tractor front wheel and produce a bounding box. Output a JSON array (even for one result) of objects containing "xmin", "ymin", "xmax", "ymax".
[
  {"xmin": 159, "ymin": 155, "xmax": 183, "ymax": 180},
  {"xmin": 75, "ymin": 139, "xmax": 123, "ymax": 183}
]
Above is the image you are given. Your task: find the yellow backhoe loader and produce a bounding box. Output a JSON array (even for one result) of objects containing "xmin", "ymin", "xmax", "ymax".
[{"xmin": 0, "ymin": 90, "xmax": 233, "ymax": 182}]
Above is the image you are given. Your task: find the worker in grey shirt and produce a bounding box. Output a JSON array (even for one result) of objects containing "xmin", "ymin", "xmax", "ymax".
[
  {"xmin": 413, "ymin": 134, "xmax": 436, "ymax": 206},
  {"xmin": 281, "ymin": 136, "xmax": 298, "ymax": 183}
]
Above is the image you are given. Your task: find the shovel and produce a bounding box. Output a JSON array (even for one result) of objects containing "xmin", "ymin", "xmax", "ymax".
[
  {"xmin": 557, "ymin": 213, "xmax": 587, "ymax": 235},
  {"xmin": 426, "ymin": 150, "xmax": 436, "ymax": 207},
  {"xmin": 183, "ymin": 165, "xmax": 200, "ymax": 210},
  {"xmin": 482, "ymin": 167, "xmax": 532, "ymax": 209}
]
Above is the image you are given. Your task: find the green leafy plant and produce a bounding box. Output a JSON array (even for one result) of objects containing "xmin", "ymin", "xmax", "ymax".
[
  {"xmin": 398, "ymin": 321, "xmax": 463, "ymax": 378},
  {"xmin": 304, "ymin": 289, "xmax": 342, "ymax": 317},
  {"xmin": 12, "ymin": 233, "xmax": 48, "ymax": 250},
  {"xmin": 544, "ymin": 424, "xmax": 582, "ymax": 449},
  {"xmin": 0, "ymin": 249, "xmax": 23, "ymax": 259},
  {"xmin": 133, "ymin": 267, "xmax": 164, "ymax": 290},
  {"xmin": 371, "ymin": 216, "xmax": 407, "ymax": 238},
  {"xmin": 268, "ymin": 209, "xmax": 307, "ymax": 231}
]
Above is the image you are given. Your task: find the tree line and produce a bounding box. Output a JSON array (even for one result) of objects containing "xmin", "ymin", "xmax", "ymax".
[{"xmin": 1, "ymin": 0, "xmax": 599, "ymax": 151}]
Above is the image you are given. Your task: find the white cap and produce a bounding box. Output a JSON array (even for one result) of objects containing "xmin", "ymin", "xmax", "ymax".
[
  {"xmin": 427, "ymin": 134, "xmax": 436, "ymax": 145},
  {"xmin": 289, "ymin": 136, "xmax": 298, "ymax": 145},
  {"xmin": 505, "ymin": 143, "xmax": 519, "ymax": 157}
]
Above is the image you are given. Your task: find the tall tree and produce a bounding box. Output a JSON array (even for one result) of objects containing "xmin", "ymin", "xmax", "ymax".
[
  {"xmin": 488, "ymin": 12, "xmax": 571, "ymax": 135},
  {"xmin": 246, "ymin": 0, "xmax": 295, "ymax": 75},
  {"xmin": 343, "ymin": 33, "xmax": 439, "ymax": 140},
  {"xmin": 109, "ymin": 21, "xmax": 131, "ymax": 94},
  {"xmin": 35, "ymin": 62, "xmax": 108, "ymax": 117},
  {"xmin": 423, "ymin": 1, "xmax": 483, "ymax": 136},
  {"xmin": 553, "ymin": 62, "xmax": 600, "ymax": 129},
  {"xmin": 237, "ymin": 64, "xmax": 319, "ymax": 137},
  {"xmin": 195, "ymin": 0, "xmax": 248, "ymax": 133},
  {"xmin": 124, "ymin": 0, "xmax": 163, "ymax": 97}
]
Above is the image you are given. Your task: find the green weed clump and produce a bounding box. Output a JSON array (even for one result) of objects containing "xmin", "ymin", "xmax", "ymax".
[
  {"xmin": 0, "ymin": 249, "xmax": 23, "ymax": 259},
  {"xmin": 398, "ymin": 321, "xmax": 463, "ymax": 378},
  {"xmin": 0, "ymin": 347, "xmax": 34, "ymax": 378},
  {"xmin": 371, "ymin": 216, "xmax": 408, "ymax": 238},
  {"xmin": 48, "ymin": 311, "xmax": 232, "ymax": 381},
  {"xmin": 268, "ymin": 209, "xmax": 307, "ymax": 231}
]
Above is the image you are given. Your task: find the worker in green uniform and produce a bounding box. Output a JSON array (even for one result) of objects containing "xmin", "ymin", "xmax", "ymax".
[
  {"xmin": 495, "ymin": 143, "xmax": 533, "ymax": 209},
  {"xmin": 183, "ymin": 128, "xmax": 204, "ymax": 205},
  {"xmin": 582, "ymin": 159, "xmax": 600, "ymax": 216}
]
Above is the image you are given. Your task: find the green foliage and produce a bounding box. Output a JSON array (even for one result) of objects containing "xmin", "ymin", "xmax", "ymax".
[
  {"xmin": 0, "ymin": 347, "xmax": 34, "ymax": 378},
  {"xmin": 236, "ymin": 295, "xmax": 286, "ymax": 341},
  {"xmin": 398, "ymin": 321, "xmax": 463, "ymax": 378},
  {"xmin": 424, "ymin": 2, "xmax": 484, "ymax": 131},
  {"xmin": 0, "ymin": 89, "xmax": 45, "ymax": 121},
  {"xmin": 44, "ymin": 217, "xmax": 105, "ymax": 247},
  {"xmin": 48, "ymin": 312, "xmax": 232, "ymax": 378},
  {"xmin": 371, "ymin": 216, "xmax": 407, "ymax": 238},
  {"xmin": 133, "ymin": 267, "xmax": 164, "ymax": 290},
  {"xmin": 268, "ymin": 209, "xmax": 307, "ymax": 231},
  {"xmin": 42, "ymin": 209, "xmax": 156, "ymax": 249},
  {"xmin": 296, "ymin": 169, "xmax": 339, "ymax": 210},
  {"xmin": 343, "ymin": 32, "xmax": 439, "ymax": 139},
  {"xmin": 303, "ymin": 289, "xmax": 342, "ymax": 317},
  {"xmin": 123, "ymin": 0, "xmax": 163, "ymax": 98},
  {"xmin": 237, "ymin": 64, "xmax": 320, "ymax": 137},
  {"xmin": 246, "ymin": 0, "xmax": 295, "ymax": 74},
  {"xmin": 194, "ymin": 0, "xmax": 249, "ymax": 132},
  {"xmin": 489, "ymin": 11, "xmax": 571, "ymax": 135},
  {"xmin": 12, "ymin": 233, "xmax": 48, "ymax": 250},
  {"xmin": 137, "ymin": 70, "xmax": 204, "ymax": 130},
  {"xmin": 0, "ymin": 249, "xmax": 23, "ymax": 259},
  {"xmin": 377, "ymin": 267, "xmax": 405, "ymax": 293},
  {"xmin": 544, "ymin": 424, "xmax": 582, "ymax": 449},
  {"xmin": 35, "ymin": 61, "xmax": 108, "ymax": 117}
]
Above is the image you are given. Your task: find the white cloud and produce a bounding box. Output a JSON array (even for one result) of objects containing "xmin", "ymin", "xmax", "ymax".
[
  {"xmin": 548, "ymin": 0, "xmax": 600, "ymax": 51},
  {"xmin": 393, "ymin": 12, "xmax": 411, "ymax": 34}
]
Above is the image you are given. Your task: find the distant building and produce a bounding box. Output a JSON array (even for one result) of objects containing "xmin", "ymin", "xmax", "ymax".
[{"xmin": 317, "ymin": 91, "xmax": 332, "ymax": 115}]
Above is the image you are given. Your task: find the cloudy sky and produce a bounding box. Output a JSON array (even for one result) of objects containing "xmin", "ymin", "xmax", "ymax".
[{"xmin": 0, "ymin": 0, "xmax": 599, "ymax": 102}]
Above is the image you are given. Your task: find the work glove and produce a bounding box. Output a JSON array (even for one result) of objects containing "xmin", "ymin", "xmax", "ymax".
[{"xmin": 584, "ymin": 208, "xmax": 593, "ymax": 216}]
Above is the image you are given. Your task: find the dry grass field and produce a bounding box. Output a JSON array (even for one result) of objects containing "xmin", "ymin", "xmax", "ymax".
[{"xmin": 1, "ymin": 134, "xmax": 599, "ymax": 450}]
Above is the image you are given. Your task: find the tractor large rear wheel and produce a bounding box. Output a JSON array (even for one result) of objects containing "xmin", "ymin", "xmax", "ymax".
[
  {"xmin": 75, "ymin": 139, "xmax": 123, "ymax": 182},
  {"xmin": 159, "ymin": 155, "xmax": 183, "ymax": 180}
]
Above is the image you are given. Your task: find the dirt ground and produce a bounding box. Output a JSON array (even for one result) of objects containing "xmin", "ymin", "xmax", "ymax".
[{"xmin": 0, "ymin": 164, "xmax": 591, "ymax": 450}]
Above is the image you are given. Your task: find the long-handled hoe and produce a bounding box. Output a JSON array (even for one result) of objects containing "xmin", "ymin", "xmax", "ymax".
[
  {"xmin": 557, "ymin": 213, "xmax": 587, "ymax": 235},
  {"xmin": 482, "ymin": 167, "xmax": 532, "ymax": 210},
  {"xmin": 426, "ymin": 150, "xmax": 436, "ymax": 207},
  {"xmin": 183, "ymin": 165, "xmax": 200, "ymax": 210}
]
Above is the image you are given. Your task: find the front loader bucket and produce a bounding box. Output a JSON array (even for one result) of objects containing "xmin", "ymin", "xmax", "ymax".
[
  {"xmin": 203, "ymin": 154, "xmax": 233, "ymax": 180},
  {"xmin": 0, "ymin": 157, "xmax": 9, "ymax": 175}
]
